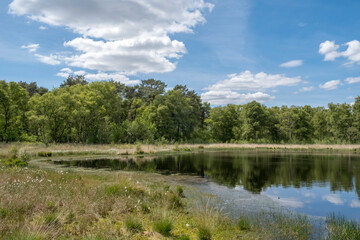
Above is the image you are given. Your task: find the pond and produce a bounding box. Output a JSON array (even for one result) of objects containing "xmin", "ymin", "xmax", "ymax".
[{"xmin": 53, "ymin": 150, "xmax": 360, "ymax": 222}]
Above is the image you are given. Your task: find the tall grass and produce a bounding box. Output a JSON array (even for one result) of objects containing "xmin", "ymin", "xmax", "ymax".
[{"xmin": 326, "ymin": 213, "xmax": 360, "ymax": 240}]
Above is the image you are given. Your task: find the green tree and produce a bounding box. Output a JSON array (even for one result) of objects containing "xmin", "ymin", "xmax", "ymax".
[
  {"xmin": 0, "ymin": 81, "xmax": 29, "ymax": 142},
  {"xmin": 241, "ymin": 101, "xmax": 267, "ymax": 142}
]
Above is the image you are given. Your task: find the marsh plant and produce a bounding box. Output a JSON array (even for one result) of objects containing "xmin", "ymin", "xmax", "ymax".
[
  {"xmin": 153, "ymin": 217, "xmax": 173, "ymax": 236},
  {"xmin": 197, "ymin": 225, "xmax": 212, "ymax": 240},
  {"xmin": 326, "ymin": 213, "xmax": 360, "ymax": 240},
  {"xmin": 124, "ymin": 216, "xmax": 143, "ymax": 233}
]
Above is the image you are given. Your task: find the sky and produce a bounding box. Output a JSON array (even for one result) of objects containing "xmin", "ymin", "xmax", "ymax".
[{"xmin": 1, "ymin": 0, "xmax": 360, "ymax": 107}]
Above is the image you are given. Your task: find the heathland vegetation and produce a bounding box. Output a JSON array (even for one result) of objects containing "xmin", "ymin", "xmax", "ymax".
[{"xmin": 1, "ymin": 76, "xmax": 360, "ymax": 145}]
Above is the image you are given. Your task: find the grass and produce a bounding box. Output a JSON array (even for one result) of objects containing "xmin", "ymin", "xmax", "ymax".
[
  {"xmin": 326, "ymin": 213, "xmax": 360, "ymax": 240},
  {"xmin": 197, "ymin": 225, "xmax": 212, "ymax": 240},
  {"xmin": 124, "ymin": 216, "xmax": 143, "ymax": 233},
  {"xmin": 2, "ymin": 142, "xmax": 360, "ymax": 160},
  {"xmin": 0, "ymin": 166, "xmax": 262, "ymax": 239},
  {"xmin": 153, "ymin": 217, "xmax": 173, "ymax": 236},
  {"xmin": 1, "ymin": 143, "xmax": 360, "ymax": 239}
]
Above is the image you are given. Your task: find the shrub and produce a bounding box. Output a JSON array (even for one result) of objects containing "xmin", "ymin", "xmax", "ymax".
[
  {"xmin": 20, "ymin": 151, "xmax": 31, "ymax": 162},
  {"xmin": 141, "ymin": 203, "xmax": 150, "ymax": 214},
  {"xmin": 1, "ymin": 158, "xmax": 28, "ymax": 167},
  {"xmin": 135, "ymin": 142, "xmax": 144, "ymax": 154},
  {"xmin": 176, "ymin": 186, "xmax": 184, "ymax": 197},
  {"xmin": 153, "ymin": 218, "xmax": 173, "ymax": 236},
  {"xmin": 168, "ymin": 193, "xmax": 183, "ymax": 209},
  {"xmin": 38, "ymin": 151, "xmax": 52, "ymax": 157},
  {"xmin": 124, "ymin": 216, "xmax": 143, "ymax": 233},
  {"xmin": 237, "ymin": 216, "xmax": 251, "ymax": 231},
  {"xmin": 197, "ymin": 225, "xmax": 212, "ymax": 240},
  {"xmin": 8, "ymin": 145, "xmax": 19, "ymax": 159}
]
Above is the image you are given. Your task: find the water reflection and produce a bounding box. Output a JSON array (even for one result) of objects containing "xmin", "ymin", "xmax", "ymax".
[{"xmin": 53, "ymin": 151, "xmax": 360, "ymax": 199}]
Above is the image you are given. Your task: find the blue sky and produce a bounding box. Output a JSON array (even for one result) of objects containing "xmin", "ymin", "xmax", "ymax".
[{"xmin": 1, "ymin": 0, "xmax": 360, "ymax": 106}]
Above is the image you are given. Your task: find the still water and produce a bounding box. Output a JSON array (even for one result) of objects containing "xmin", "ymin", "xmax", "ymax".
[{"xmin": 53, "ymin": 150, "xmax": 360, "ymax": 221}]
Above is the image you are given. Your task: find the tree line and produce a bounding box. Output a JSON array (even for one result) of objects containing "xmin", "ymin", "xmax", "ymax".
[{"xmin": 0, "ymin": 76, "xmax": 359, "ymax": 144}]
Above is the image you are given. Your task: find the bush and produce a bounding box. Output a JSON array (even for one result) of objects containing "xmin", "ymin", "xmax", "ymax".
[
  {"xmin": 176, "ymin": 186, "xmax": 184, "ymax": 197},
  {"xmin": 8, "ymin": 146, "xmax": 19, "ymax": 159},
  {"xmin": 153, "ymin": 218, "xmax": 173, "ymax": 236},
  {"xmin": 124, "ymin": 216, "xmax": 143, "ymax": 233},
  {"xmin": 135, "ymin": 142, "xmax": 144, "ymax": 154},
  {"xmin": 141, "ymin": 203, "xmax": 150, "ymax": 214},
  {"xmin": 20, "ymin": 151, "xmax": 31, "ymax": 162},
  {"xmin": 1, "ymin": 158, "xmax": 28, "ymax": 167},
  {"xmin": 38, "ymin": 151, "xmax": 52, "ymax": 157},
  {"xmin": 237, "ymin": 216, "xmax": 251, "ymax": 230},
  {"xmin": 197, "ymin": 225, "xmax": 212, "ymax": 240}
]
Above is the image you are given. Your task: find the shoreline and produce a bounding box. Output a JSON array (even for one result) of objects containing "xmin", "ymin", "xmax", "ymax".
[{"xmin": 1, "ymin": 143, "xmax": 360, "ymax": 159}]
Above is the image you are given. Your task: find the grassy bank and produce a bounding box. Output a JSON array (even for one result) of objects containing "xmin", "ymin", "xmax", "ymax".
[
  {"xmin": 1, "ymin": 143, "xmax": 360, "ymax": 239},
  {"xmin": 1, "ymin": 142, "xmax": 360, "ymax": 160},
  {"xmin": 1, "ymin": 166, "xmax": 359, "ymax": 239},
  {"xmin": 0, "ymin": 166, "xmax": 260, "ymax": 239}
]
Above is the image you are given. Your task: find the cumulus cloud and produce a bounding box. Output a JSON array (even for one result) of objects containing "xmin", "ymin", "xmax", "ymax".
[
  {"xmin": 34, "ymin": 54, "xmax": 60, "ymax": 65},
  {"xmin": 85, "ymin": 72, "xmax": 140, "ymax": 85},
  {"xmin": 322, "ymin": 194, "xmax": 345, "ymax": 205},
  {"xmin": 319, "ymin": 40, "xmax": 360, "ymax": 65},
  {"xmin": 201, "ymin": 91, "xmax": 274, "ymax": 105},
  {"xmin": 62, "ymin": 36, "xmax": 186, "ymax": 73},
  {"xmin": 299, "ymin": 86, "xmax": 314, "ymax": 92},
  {"xmin": 319, "ymin": 80, "xmax": 341, "ymax": 90},
  {"xmin": 204, "ymin": 71, "xmax": 301, "ymax": 92},
  {"xmin": 56, "ymin": 68, "xmax": 139, "ymax": 85},
  {"xmin": 9, "ymin": 0, "xmax": 213, "ymax": 75},
  {"xmin": 201, "ymin": 70, "xmax": 301, "ymax": 105},
  {"xmin": 39, "ymin": 26, "xmax": 47, "ymax": 30},
  {"xmin": 21, "ymin": 43, "xmax": 39, "ymax": 52},
  {"xmin": 280, "ymin": 60, "xmax": 303, "ymax": 68},
  {"xmin": 345, "ymin": 77, "xmax": 360, "ymax": 84}
]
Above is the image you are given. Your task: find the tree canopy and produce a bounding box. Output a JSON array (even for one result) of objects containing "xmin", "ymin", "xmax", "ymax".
[{"xmin": 0, "ymin": 78, "xmax": 360, "ymax": 144}]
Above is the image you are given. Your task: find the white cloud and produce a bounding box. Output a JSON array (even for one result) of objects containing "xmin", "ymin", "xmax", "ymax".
[
  {"xmin": 63, "ymin": 36, "xmax": 186, "ymax": 74},
  {"xmin": 299, "ymin": 86, "xmax": 314, "ymax": 92},
  {"xmin": 56, "ymin": 72, "xmax": 69, "ymax": 78},
  {"xmin": 204, "ymin": 71, "xmax": 301, "ymax": 92},
  {"xmin": 56, "ymin": 67, "xmax": 138, "ymax": 84},
  {"xmin": 319, "ymin": 40, "xmax": 360, "ymax": 65},
  {"xmin": 56, "ymin": 68, "xmax": 72, "ymax": 77},
  {"xmin": 84, "ymin": 72, "xmax": 140, "ymax": 85},
  {"xmin": 34, "ymin": 54, "xmax": 60, "ymax": 65},
  {"xmin": 9, "ymin": 0, "xmax": 213, "ymax": 75},
  {"xmin": 345, "ymin": 77, "xmax": 360, "ymax": 84},
  {"xmin": 280, "ymin": 60, "xmax": 303, "ymax": 68},
  {"xmin": 201, "ymin": 71, "xmax": 300, "ymax": 105},
  {"xmin": 21, "ymin": 43, "xmax": 39, "ymax": 52},
  {"xmin": 350, "ymin": 200, "xmax": 360, "ymax": 208},
  {"xmin": 59, "ymin": 68, "xmax": 72, "ymax": 74},
  {"xmin": 39, "ymin": 26, "xmax": 47, "ymax": 30},
  {"xmin": 322, "ymin": 194, "xmax": 345, "ymax": 205},
  {"xmin": 201, "ymin": 91, "xmax": 274, "ymax": 105},
  {"xmin": 73, "ymin": 70, "xmax": 86, "ymax": 75},
  {"xmin": 319, "ymin": 80, "xmax": 341, "ymax": 90}
]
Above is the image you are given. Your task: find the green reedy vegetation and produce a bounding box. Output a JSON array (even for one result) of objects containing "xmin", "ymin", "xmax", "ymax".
[
  {"xmin": 0, "ymin": 166, "xmax": 260, "ymax": 239},
  {"xmin": 1, "ymin": 164, "xmax": 359, "ymax": 239},
  {"xmin": 1, "ymin": 78, "xmax": 360, "ymax": 145},
  {"xmin": 326, "ymin": 213, "xmax": 360, "ymax": 239}
]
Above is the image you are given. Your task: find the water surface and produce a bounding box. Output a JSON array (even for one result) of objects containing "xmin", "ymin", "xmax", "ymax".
[{"xmin": 53, "ymin": 150, "xmax": 360, "ymax": 221}]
